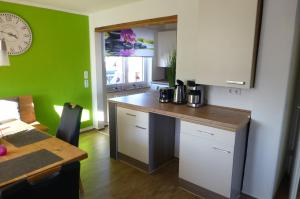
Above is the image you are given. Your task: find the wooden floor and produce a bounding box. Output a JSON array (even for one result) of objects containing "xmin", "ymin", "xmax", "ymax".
[
  {"xmin": 79, "ymin": 130, "xmax": 199, "ymax": 199},
  {"xmin": 78, "ymin": 130, "xmax": 287, "ymax": 199}
]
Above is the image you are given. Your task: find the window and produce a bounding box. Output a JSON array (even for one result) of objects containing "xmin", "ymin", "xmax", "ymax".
[
  {"xmin": 127, "ymin": 57, "xmax": 144, "ymax": 83},
  {"xmin": 105, "ymin": 57, "xmax": 125, "ymax": 85},
  {"xmin": 105, "ymin": 56, "xmax": 151, "ymax": 86}
]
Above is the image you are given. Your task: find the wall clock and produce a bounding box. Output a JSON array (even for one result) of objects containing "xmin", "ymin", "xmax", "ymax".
[{"xmin": 0, "ymin": 13, "xmax": 32, "ymax": 55}]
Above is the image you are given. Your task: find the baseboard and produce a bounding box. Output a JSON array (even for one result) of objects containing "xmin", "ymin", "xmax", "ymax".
[
  {"xmin": 241, "ymin": 192, "xmax": 257, "ymax": 199},
  {"xmin": 118, "ymin": 152, "xmax": 150, "ymax": 173},
  {"xmin": 179, "ymin": 178, "xmax": 227, "ymax": 199},
  {"xmin": 80, "ymin": 126, "xmax": 95, "ymax": 133}
]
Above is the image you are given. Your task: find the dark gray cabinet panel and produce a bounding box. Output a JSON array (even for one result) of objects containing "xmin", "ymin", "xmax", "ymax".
[{"xmin": 149, "ymin": 113, "xmax": 176, "ymax": 171}]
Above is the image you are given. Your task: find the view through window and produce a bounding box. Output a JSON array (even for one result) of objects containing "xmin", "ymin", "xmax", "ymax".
[{"xmin": 105, "ymin": 56, "xmax": 151, "ymax": 85}]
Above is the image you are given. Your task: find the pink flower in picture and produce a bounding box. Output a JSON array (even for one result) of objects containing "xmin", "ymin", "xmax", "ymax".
[
  {"xmin": 120, "ymin": 29, "xmax": 136, "ymax": 44},
  {"xmin": 120, "ymin": 49, "xmax": 135, "ymax": 57}
]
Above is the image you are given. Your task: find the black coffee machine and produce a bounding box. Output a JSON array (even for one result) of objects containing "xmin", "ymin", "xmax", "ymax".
[{"xmin": 159, "ymin": 88, "xmax": 174, "ymax": 103}]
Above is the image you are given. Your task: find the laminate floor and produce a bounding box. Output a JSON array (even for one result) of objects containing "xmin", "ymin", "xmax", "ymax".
[
  {"xmin": 79, "ymin": 130, "xmax": 198, "ymax": 199},
  {"xmin": 78, "ymin": 130, "xmax": 285, "ymax": 199}
]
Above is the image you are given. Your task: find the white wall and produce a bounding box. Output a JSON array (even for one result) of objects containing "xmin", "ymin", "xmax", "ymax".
[
  {"xmin": 89, "ymin": 0, "xmax": 299, "ymax": 198},
  {"xmin": 89, "ymin": 20, "xmax": 107, "ymax": 129},
  {"xmin": 90, "ymin": 0, "xmax": 177, "ymax": 28}
]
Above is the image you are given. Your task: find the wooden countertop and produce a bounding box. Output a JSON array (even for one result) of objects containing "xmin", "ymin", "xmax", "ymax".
[{"xmin": 108, "ymin": 92, "xmax": 251, "ymax": 132}]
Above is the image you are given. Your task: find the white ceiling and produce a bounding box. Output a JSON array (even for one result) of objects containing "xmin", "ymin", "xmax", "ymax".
[{"xmin": 2, "ymin": 0, "xmax": 142, "ymax": 14}]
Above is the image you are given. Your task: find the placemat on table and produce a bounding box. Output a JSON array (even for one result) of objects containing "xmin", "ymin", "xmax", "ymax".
[
  {"xmin": 0, "ymin": 149, "xmax": 63, "ymax": 184},
  {"xmin": 3, "ymin": 129, "xmax": 51, "ymax": 147}
]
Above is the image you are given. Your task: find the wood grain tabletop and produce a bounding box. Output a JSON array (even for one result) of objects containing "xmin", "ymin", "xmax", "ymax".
[
  {"xmin": 0, "ymin": 121, "xmax": 88, "ymax": 188},
  {"xmin": 108, "ymin": 92, "xmax": 251, "ymax": 131}
]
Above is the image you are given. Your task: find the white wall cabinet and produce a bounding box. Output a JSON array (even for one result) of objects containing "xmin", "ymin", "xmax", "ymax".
[
  {"xmin": 177, "ymin": 0, "xmax": 262, "ymax": 88},
  {"xmin": 117, "ymin": 107, "xmax": 149, "ymax": 164},
  {"xmin": 179, "ymin": 121, "xmax": 247, "ymax": 198},
  {"xmin": 157, "ymin": 30, "xmax": 177, "ymax": 67}
]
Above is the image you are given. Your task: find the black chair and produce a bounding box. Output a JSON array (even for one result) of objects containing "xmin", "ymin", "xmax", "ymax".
[
  {"xmin": 56, "ymin": 161, "xmax": 80, "ymax": 199},
  {"xmin": 56, "ymin": 102, "xmax": 84, "ymax": 193},
  {"xmin": 0, "ymin": 162, "xmax": 81, "ymax": 199},
  {"xmin": 29, "ymin": 162, "xmax": 81, "ymax": 199},
  {"xmin": 56, "ymin": 103, "xmax": 83, "ymax": 147},
  {"xmin": 29, "ymin": 172, "xmax": 60, "ymax": 199},
  {"xmin": 0, "ymin": 180, "xmax": 31, "ymax": 199}
]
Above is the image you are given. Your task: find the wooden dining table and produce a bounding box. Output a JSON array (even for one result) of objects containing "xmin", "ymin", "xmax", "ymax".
[{"xmin": 0, "ymin": 120, "xmax": 88, "ymax": 188}]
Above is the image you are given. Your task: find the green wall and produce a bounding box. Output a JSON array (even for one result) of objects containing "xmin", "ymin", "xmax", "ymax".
[{"xmin": 0, "ymin": 2, "xmax": 93, "ymax": 134}]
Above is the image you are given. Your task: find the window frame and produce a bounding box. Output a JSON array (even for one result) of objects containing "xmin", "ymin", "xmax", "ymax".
[{"xmin": 105, "ymin": 56, "xmax": 150, "ymax": 92}]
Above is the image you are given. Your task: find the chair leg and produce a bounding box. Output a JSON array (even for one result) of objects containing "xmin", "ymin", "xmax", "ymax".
[{"xmin": 79, "ymin": 177, "xmax": 84, "ymax": 194}]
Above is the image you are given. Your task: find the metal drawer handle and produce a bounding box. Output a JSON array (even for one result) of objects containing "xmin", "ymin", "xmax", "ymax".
[
  {"xmin": 135, "ymin": 125, "xmax": 146, "ymax": 130},
  {"xmin": 226, "ymin": 80, "xmax": 246, "ymax": 85},
  {"xmin": 212, "ymin": 147, "xmax": 231, "ymax": 154},
  {"xmin": 126, "ymin": 113, "xmax": 136, "ymax": 117},
  {"xmin": 197, "ymin": 130, "xmax": 214, "ymax": 136}
]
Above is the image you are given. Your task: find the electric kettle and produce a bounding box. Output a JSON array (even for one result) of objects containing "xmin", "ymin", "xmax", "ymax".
[{"xmin": 173, "ymin": 79, "xmax": 187, "ymax": 104}]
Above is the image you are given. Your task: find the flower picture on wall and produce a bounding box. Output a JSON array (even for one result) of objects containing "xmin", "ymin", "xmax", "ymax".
[{"xmin": 105, "ymin": 28, "xmax": 154, "ymax": 57}]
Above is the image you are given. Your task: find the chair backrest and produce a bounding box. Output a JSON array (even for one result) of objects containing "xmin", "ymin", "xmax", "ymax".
[
  {"xmin": 56, "ymin": 103, "xmax": 83, "ymax": 147},
  {"xmin": 30, "ymin": 162, "xmax": 80, "ymax": 199},
  {"xmin": 0, "ymin": 180, "xmax": 30, "ymax": 199},
  {"xmin": 18, "ymin": 96, "xmax": 36, "ymax": 124}
]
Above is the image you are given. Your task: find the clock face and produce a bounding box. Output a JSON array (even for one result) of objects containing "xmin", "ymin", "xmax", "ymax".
[{"xmin": 0, "ymin": 13, "xmax": 32, "ymax": 55}]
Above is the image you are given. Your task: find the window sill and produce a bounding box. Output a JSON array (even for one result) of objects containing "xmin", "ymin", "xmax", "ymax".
[{"xmin": 106, "ymin": 83, "xmax": 150, "ymax": 93}]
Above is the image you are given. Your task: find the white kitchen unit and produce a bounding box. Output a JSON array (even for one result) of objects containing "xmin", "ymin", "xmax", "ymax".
[
  {"xmin": 109, "ymin": 94, "xmax": 250, "ymax": 197},
  {"xmin": 177, "ymin": 0, "xmax": 262, "ymax": 88},
  {"xmin": 157, "ymin": 30, "xmax": 177, "ymax": 67},
  {"xmin": 116, "ymin": 106, "xmax": 176, "ymax": 172},
  {"xmin": 117, "ymin": 107, "xmax": 149, "ymax": 164},
  {"xmin": 179, "ymin": 121, "xmax": 248, "ymax": 199}
]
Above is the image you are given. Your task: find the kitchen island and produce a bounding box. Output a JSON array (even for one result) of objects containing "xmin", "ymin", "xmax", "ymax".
[
  {"xmin": 108, "ymin": 92, "xmax": 250, "ymax": 131},
  {"xmin": 108, "ymin": 92, "xmax": 251, "ymax": 199}
]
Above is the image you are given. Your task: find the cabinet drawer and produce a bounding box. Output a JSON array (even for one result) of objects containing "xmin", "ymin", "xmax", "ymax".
[
  {"xmin": 180, "ymin": 121, "xmax": 235, "ymax": 147},
  {"xmin": 117, "ymin": 107, "xmax": 149, "ymax": 128},
  {"xmin": 179, "ymin": 132, "xmax": 233, "ymax": 197},
  {"xmin": 118, "ymin": 122, "xmax": 149, "ymax": 164}
]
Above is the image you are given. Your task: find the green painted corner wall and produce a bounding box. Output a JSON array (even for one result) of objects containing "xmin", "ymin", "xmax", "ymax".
[{"xmin": 0, "ymin": 1, "xmax": 93, "ymax": 134}]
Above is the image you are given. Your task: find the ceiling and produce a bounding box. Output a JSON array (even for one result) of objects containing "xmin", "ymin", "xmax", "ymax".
[{"xmin": 3, "ymin": 0, "xmax": 143, "ymax": 14}]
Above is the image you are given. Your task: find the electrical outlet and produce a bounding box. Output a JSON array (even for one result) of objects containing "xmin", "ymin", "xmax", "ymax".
[{"xmin": 229, "ymin": 88, "xmax": 241, "ymax": 95}]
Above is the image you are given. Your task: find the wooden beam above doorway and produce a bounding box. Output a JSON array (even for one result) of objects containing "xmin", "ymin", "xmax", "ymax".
[{"xmin": 95, "ymin": 15, "xmax": 178, "ymax": 32}]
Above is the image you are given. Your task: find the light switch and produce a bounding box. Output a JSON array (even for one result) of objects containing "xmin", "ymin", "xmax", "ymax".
[
  {"xmin": 84, "ymin": 71, "xmax": 89, "ymax": 79},
  {"xmin": 84, "ymin": 79, "xmax": 89, "ymax": 88}
]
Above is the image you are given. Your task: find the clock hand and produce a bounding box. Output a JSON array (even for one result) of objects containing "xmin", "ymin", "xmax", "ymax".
[
  {"xmin": 0, "ymin": 30, "xmax": 18, "ymax": 39},
  {"xmin": 7, "ymin": 32, "xmax": 18, "ymax": 39}
]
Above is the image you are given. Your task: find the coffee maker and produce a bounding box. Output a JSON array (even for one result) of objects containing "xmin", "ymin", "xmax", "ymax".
[
  {"xmin": 186, "ymin": 81, "xmax": 205, "ymax": 107},
  {"xmin": 159, "ymin": 88, "xmax": 174, "ymax": 103},
  {"xmin": 173, "ymin": 80, "xmax": 187, "ymax": 104}
]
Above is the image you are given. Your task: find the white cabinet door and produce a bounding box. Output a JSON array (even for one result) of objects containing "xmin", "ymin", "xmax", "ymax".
[
  {"xmin": 157, "ymin": 30, "xmax": 177, "ymax": 67},
  {"xmin": 179, "ymin": 132, "xmax": 234, "ymax": 197},
  {"xmin": 117, "ymin": 107, "xmax": 149, "ymax": 164},
  {"xmin": 179, "ymin": 121, "xmax": 235, "ymax": 197},
  {"xmin": 177, "ymin": 0, "xmax": 261, "ymax": 88},
  {"xmin": 118, "ymin": 124, "xmax": 149, "ymax": 163}
]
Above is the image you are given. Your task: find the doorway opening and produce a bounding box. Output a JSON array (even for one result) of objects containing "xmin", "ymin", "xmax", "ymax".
[{"xmin": 93, "ymin": 15, "xmax": 178, "ymax": 127}]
